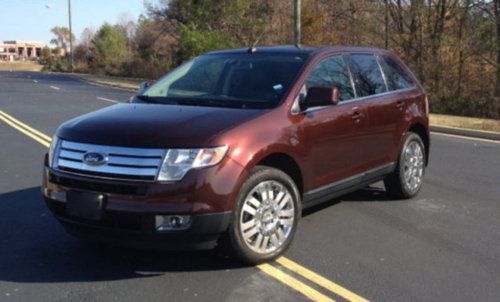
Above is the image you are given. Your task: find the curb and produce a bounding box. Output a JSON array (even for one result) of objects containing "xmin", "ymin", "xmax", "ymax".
[{"xmin": 430, "ymin": 125, "xmax": 500, "ymax": 141}]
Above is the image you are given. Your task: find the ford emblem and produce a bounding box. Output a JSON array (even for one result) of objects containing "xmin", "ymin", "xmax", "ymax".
[{"xmin": 82, "ymin": 151, "xmax": 108, "ymax": 166}]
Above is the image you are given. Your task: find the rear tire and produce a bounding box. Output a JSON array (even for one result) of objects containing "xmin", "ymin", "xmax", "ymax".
[
  {"xmin": 225, "ymin": 166, "xmax": 301, "ymax": 264},
  {"xmin": 384, "ymin": 132, "xmax": 426, "ymax": 199}
]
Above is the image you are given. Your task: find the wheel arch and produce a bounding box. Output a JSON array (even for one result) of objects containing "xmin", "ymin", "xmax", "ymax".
[
  {"xmin": 407, "ymin": 123, "xmax": 430, "ymax": 165},
  {"xmin": 255, "ymin": 152, "xmax": 304, "ymax": 196}
]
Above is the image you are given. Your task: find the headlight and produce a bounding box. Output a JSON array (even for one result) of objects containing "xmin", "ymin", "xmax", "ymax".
[
  {"xmin": 48, "ymin": 135, "xmax": 59, "ymax": 168},
  {"xmin": 157, "ymin": 146, "xmax": 228, "ymax": 181}
]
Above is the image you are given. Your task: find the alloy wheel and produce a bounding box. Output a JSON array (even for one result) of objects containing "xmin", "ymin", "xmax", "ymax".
[
  {"xmin": 403, "ymin": 141, "xmax": 424, "ymax": 192},
  {"xmin": 239, "ymin": 180, "xmax": 295, "ymax": 254}
]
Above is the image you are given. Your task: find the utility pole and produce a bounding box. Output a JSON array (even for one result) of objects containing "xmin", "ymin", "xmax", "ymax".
[
  {"xmin": 68, "ymin": 0, "xmax": 74, "ymax": 72},
  {"xmin": 293, "ymin": 0, "xmax": 301, "ymax": 46}
]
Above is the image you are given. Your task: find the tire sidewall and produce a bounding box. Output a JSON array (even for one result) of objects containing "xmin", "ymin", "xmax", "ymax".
[{"xmin": 228, "ymin": 166, "xmax": 301, "ymax": 264}]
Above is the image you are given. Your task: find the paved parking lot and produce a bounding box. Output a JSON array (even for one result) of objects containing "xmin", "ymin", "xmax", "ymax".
[{"xmin": 1, "ymin": 71, "xmax": 499, "ymax": 301}]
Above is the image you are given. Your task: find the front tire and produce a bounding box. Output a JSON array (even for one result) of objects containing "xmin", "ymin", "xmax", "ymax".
[
  {"xmin": 384, "ymin": 132, "xmax": 426, "ymax": 199},
  {"xmin": 227, "ymin": 166, "xmax": 301, "ymax": 264}
]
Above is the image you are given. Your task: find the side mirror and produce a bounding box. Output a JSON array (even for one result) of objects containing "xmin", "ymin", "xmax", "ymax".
[
  {"xmin": 138, "ymin": 81, "xmax": 154, "ymax": 94},
  {"xmin": 299, "ymin": 87, "xmax": 340, "ymax": 111}
]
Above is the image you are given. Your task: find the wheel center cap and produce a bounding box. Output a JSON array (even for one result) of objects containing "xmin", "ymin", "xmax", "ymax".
[
  {"xmin": 259, "ymin": 207, "xmax": 278, "ymax": 234},
  {"xmin": 262, "ymin": 211, "xmax": 274, "ymax": 224}
]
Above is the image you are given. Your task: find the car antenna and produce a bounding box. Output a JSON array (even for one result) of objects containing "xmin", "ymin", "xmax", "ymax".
[{"xmin": 248, "ymin": 30, "xmax": 266, "ymax": 53}]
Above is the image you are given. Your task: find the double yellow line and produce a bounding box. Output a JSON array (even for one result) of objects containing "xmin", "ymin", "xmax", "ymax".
[
  {"xmin": 0, "ymin": 109, "xmax": 369, "ymax": 302},
  {"xmin": 259, "ymin": 257, "xmax": 368, "ymax": 302},
  {"xmin": 0, "ymin": 110, "xmax": 52, "ymax": 147}
]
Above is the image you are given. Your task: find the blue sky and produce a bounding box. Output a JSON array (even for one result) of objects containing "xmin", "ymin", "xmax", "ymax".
[{"xmin": 0, "ymin": 0, "xmax": 146, "ymax": 45}]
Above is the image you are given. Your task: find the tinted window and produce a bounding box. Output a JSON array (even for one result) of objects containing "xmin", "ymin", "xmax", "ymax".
[
  {"xmin": 143, "ymin": 54, "xmax": 308, "ymax": 108},
  {"xmin": 305, "ymin": 56, "xmax": 355, "ymax": 101},
  {"xmin": 347, "ymin": 54, "xmax": 386, "ymax": 97},
  {"xmin": 379, "ymin": 56, "xmax": 414, "ymax": 90},
  {"xmin": 169, "ymin": 60, "xmax": 225, "ymax": 95}
]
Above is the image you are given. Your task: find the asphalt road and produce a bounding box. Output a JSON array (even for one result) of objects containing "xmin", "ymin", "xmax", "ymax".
[{"xmin": 0, "ymin": 71, "xmax": 499, "ymax": 302}]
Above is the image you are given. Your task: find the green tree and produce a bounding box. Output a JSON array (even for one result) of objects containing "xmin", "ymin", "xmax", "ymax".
[
  {"xmin": 176, "ymin": 24, "xmax": 233, "ymax": 62},
  {"xmin": 88, "ymin": 23, "xmax": 131, "ymax": 75},
  {"xmin": 150, "ymin": 0, "xmax": 272, "ymax": 61}
]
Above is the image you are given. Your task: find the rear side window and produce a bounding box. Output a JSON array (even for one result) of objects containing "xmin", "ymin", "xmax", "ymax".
[
  {"xmin": 379, "ymin": 56, "xmax": 415, "ymax": 90},
  {"xmin": 347, "ymin": 54, "xmax": 386, "ymax": 97},
  {"xmin": 305, "ymin": 56, "xmax": 355, "ymax": 101}
]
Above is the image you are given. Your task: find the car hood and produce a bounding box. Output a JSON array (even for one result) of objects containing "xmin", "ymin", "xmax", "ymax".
[{"xmin": 57, "ymin": 103, "xmax": 264, "ymax": 148}]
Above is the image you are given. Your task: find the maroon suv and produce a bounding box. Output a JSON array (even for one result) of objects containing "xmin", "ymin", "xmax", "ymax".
[{"xmin": 42, "ymin": 46, "xmax": 429, "ymax": 263}]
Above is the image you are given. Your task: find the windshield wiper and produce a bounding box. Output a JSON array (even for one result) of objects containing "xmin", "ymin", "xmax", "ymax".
[
  {"xmin": 176, "ymin": 98, "xmax": 228, "ymax": 107},
  {"xmin": 135, "ymin": 95, "xmax": 176, "ymax": 105}
]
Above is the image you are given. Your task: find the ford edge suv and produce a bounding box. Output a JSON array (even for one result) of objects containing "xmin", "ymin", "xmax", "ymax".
[{"xmin": 42, "ymin": 46, "xmax": 430, "ymax": 263}]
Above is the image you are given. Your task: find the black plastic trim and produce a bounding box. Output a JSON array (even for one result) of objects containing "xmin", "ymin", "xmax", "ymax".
[{"xmin": 302, "ymin": 162, "xmax": 396, "ymax": 208}]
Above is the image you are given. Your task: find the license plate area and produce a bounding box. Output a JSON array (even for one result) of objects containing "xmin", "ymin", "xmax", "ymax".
[{"xmin": 66, "ymin": 190, "xmax": 106, "ymax": 221}]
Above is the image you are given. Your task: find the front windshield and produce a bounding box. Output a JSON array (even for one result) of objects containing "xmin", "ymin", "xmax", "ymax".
[{"xmin": 141, "ymin": 53, "xmax": 308, "ymax": 109}]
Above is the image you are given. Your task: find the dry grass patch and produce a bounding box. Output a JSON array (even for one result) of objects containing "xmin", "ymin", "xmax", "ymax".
[
  {"xmin": 430, "ymin": 114, "xmax": 500, "ymax": 133},
  {"xmin": 0, "ymin": 61, "xmax": 43, "ymax": 72}
]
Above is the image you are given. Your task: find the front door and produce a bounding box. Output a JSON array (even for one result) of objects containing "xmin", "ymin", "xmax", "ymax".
[{"xmin": 295, "ymin": 55, "xmax": 370, "ymax": 191}]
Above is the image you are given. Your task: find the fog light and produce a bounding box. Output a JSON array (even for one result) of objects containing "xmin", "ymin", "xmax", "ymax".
[{"xmin": 155, "ymin": 215, "xmax": 192, "ymax": 232}]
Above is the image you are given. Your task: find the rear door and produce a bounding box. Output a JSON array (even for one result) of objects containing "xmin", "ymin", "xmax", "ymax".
[
  {"xmin": 354, "ymin": 54, "xmax": 417, "ymax": 168},
  {"xmin": 346, "ymin": 53, "xmax": 399, "ymax": 170}
]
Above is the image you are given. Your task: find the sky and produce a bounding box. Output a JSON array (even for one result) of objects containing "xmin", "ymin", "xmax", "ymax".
[{"xmin": 0, "ymin": 0, "xmax": 146, "ymax": 46}]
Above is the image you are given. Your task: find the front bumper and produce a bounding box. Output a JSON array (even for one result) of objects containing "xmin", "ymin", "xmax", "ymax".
[{"xmin": 42, "ymin": 161, "xmax": 244, "ymax": 250}]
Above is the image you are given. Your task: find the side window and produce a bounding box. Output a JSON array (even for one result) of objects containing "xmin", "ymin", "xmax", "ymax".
[
  {"xmin": 347, "ymin": 54, "xmax": 387, "ymax": 97},
  {"xmin": 379, "ymin": 56, "xmax": 414, "ymax": 90},
  {"xmin": 305, "ymin": 56, "xmax": 355, "ymax": 101}
]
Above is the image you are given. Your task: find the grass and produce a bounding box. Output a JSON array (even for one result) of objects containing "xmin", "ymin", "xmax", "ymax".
[
  {"xmin": 430, "ymin": 114, "xmax": 500, "ymax": 133},
  {"xmin": 0, "ymin": 61, "xmax": 43, "ymax": 72}
]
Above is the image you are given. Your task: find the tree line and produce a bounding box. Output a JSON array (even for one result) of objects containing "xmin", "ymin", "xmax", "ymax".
[{"xmin": 43, "ymin": 0, "xmax": 500, "ymax": 119}]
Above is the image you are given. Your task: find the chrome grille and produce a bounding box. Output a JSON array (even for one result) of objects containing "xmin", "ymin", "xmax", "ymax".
[{"xmin": 54, "ymin": 140, "xmax": 165, "ymax": 181}]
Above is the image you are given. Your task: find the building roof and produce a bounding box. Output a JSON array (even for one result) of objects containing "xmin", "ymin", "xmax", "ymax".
[{"xmin": 3, "ymin": 41, "xmax": 45, "ymax": 47}]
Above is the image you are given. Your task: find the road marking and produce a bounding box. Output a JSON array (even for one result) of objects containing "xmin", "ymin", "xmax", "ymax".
[
  {"xmin": 50, "ymin": 85, "xmax": 60, "ymax": 90},
  {"xmin": 0, "ymin": 110, "xmax": 370, "ymax": 302},
  {"xmin": 276, "ymin": 257, "xmax": 369, "ymax": 302},
  {"xmin": 257, "ymin": 263, "xmax": 336, "ymax": 302},
  {"xmin": 0, "ymin": 110, "xmax": 52, "ymax": 143},
  {"xmin": 0, "ymin": 112, "xmax": 50, "ymax": 147},
  {"xmin": 97, "ymin": 97, "xmax": 119, "ymax": 103},
  {"xmin": 431, "ymin": 132, "xmax": 500, "ymax": 145}
]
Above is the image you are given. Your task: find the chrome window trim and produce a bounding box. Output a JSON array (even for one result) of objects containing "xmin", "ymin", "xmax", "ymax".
[{"xmin": 292, "ymin": 86, "xmax": 417, "ymax": 115}]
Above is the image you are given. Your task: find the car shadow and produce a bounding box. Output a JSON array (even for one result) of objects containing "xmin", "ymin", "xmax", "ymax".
[{"xmin": 0, "ymin": 187, "xmax": 244, "ymax": 284}]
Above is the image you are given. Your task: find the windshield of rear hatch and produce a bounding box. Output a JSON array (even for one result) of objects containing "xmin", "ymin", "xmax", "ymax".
[{"xmin": 141, "ymin": 53, "xmax": 308, "ymax": 109}]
